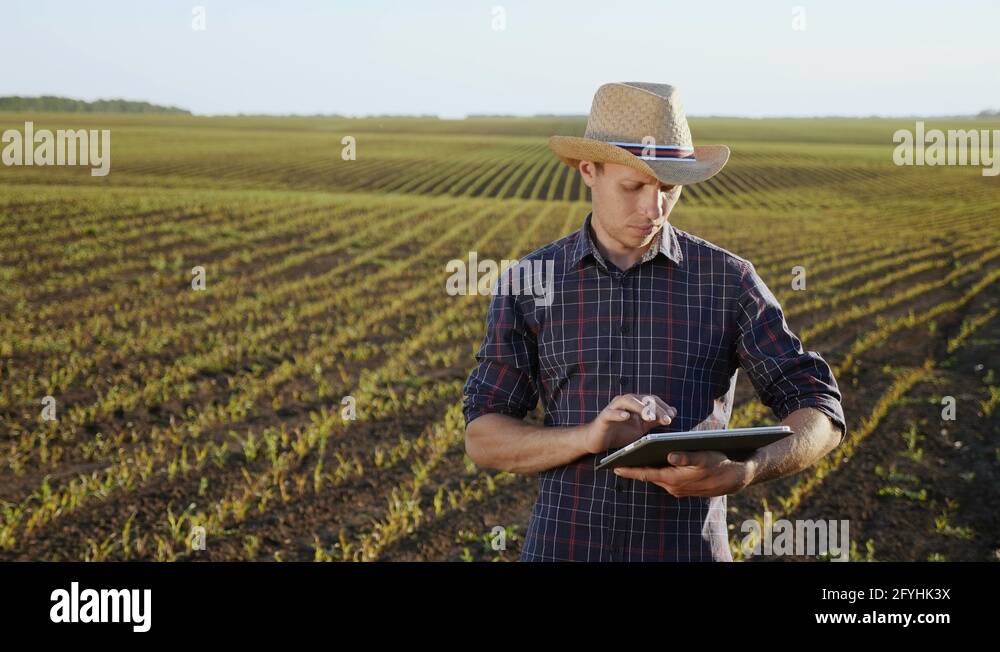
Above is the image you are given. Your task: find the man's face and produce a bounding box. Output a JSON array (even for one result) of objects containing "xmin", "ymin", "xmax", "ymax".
[{"xmin": 579, "ymin": 160, "xmax": 682, "ymax": 249}]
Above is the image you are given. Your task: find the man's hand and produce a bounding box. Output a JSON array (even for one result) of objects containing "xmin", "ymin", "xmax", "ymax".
[
  {"xmin": 612, "ymin": 450, "xmax": 756, "ymax": 498},
  {"xmin": 581, "ymin": 394, "xmax": 677, "ymax": 455}
]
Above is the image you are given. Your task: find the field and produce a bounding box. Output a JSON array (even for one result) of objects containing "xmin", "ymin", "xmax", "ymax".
[{"xmin": 0, "ymin": 112, "xmax": 998, "ymax": 562}]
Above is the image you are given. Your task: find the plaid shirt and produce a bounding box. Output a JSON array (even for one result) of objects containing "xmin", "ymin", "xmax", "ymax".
[{"xmin": 462, "ymin": 211, "xmax": 846, "ymax": 562}]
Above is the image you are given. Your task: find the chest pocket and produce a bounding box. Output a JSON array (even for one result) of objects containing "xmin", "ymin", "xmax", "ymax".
[
  {"xmin": 537, "ymin": 326, "xmax": 582, "ymax": 391},
  {"xmin": 536, "ymin": 310, "xmax": 614, "ymax": 397}
]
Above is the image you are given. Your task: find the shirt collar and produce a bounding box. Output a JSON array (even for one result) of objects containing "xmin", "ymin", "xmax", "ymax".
[{"xmin": 567, "ymin": 211, "xmax": 683, "ymax": 271}]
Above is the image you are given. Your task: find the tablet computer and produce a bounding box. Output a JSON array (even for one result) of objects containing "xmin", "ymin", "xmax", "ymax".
[{"xmin": 594, "ymin": 425, "xmax": 793, "ymax": 471}]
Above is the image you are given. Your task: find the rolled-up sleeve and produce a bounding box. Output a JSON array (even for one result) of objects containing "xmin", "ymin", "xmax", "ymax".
[
  {"xmin": 734, "ymin": 260, "xmax": 847, "ymax": 443},
  {"xmin": 462, "ymin": 279, "xmax": 540, "ymax": 428}
]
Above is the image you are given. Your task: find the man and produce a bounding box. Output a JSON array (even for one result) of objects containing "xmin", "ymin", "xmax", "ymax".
[{"xmin": 462, "ymin": 82, "xmax": 846, "ymax": 561}]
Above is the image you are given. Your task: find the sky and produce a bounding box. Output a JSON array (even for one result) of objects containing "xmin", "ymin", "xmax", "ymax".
[{"xmin": 2, "ymin": 0, "xmax": 998, "ymax": 117}]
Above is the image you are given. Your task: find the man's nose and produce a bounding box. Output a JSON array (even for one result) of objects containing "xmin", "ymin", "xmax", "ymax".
[{"xmin": 639, "ymin": 187, "xmax": 663, "ymax": 219}]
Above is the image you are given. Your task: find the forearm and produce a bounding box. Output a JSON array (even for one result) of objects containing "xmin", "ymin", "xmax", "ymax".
[
  {"xmin": 465, "ymin": 413, "xmax": 591, "ymax": 474},
  {"xmin": 745, "ymin": 407, "xmax": 843, "ymax": 486}
]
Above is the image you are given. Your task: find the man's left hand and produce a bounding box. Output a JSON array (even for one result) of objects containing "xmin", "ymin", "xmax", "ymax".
[{"xmin": 613, "ymin": 450, "xmax": 756, "ymax": 497}]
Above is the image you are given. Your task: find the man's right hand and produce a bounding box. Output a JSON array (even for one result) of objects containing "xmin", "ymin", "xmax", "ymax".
[{"xmin": 581, "ymin": 394, "xmax": 678, "ymax": 455}]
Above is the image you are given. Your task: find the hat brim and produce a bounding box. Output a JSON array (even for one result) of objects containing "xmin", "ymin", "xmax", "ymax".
[{"xmin": 547, "ymin": 135, "xmax": 730, "ymax": 185}]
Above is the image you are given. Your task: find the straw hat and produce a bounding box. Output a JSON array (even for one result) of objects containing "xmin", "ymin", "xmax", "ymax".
[{"xmin": 548, "ymin": 82, "xmax": 730, "ymax": 185}]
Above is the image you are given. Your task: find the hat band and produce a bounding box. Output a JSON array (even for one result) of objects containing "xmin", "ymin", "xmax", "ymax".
[{"xmin": 608, "ymin": 141, "xmax": 697, "ymax": 161}]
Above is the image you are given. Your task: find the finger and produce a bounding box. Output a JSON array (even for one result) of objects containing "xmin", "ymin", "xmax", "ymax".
[
  {"xmin": 613, "ymin": 466, "xmax": 670, "ymax": 483},
  {"xmin": 649, "ymin": 396, "xmax": 678, "ymax": 422},
  {"xmin": 615, "ymin": 466, "xmax": 716, "ymax": 496},
  {"xmin": 600, "ymin": 405, "xmax": 634, "ymax": 423},
  {"xmin": 637, "ymin": 395, "xmax": 662, "ymax": 422},
  {"xmin": 625, "ymin": 394, "xmax": 657, "ymax": 423},
  {"xmin": 615, "ymin": 394, "xmax": 673, "ymax": 424},
  {"xmin": 642, "ymin": 395, "xmax": 677, "ymax": 424},
  {"xmin": 607, "ymin": 395, "xmax": 648, "ymax": 419},
  {"xmin": 669, "ymin": 450, "xmax": 728, "ymax": 467}
]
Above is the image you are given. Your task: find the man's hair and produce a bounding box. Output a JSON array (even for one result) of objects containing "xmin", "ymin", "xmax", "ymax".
[{"xmin": 593, "ymin": 161, "xmax": 604, "ymax": 175}]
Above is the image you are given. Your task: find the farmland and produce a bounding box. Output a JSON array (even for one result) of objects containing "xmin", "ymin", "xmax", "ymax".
[{"xmin": 0, "ymin": 112, "xmax": 998, "ymax": 561}]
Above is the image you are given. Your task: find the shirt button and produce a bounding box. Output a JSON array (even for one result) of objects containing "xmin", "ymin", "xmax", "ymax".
[
  {"xmin": 619, "ymin": 376, "xmax": 630, "ymax": 387},
  {"xmin": 620, "ymin": 324, "xmax": 629, "ymax": 334}
]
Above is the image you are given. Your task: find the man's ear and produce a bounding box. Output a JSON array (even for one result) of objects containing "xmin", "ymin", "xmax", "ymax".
[{"xmin": 578, "ymin": 160, "xmax": 598, "ymax": 187}]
